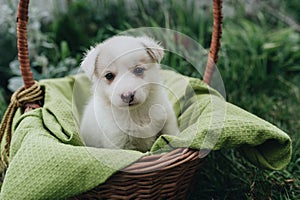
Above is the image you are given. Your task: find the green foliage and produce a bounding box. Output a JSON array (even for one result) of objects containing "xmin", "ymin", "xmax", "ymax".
[
  {"xmin": 49, "ymin": 0, "xmax": 135, "ymax": 52},
  {"xmin": 200, "ymin": 2, "xmax": 300, "ymax": 199},
  {"xmin": 285, "ymin": 0, "xmax": 300, "ymax": 22},
  {"xmin": 0, "ymin": 1, "xmax": 80, "ymax": 92},
  {"xmin": 0, "ymin": 88, "xmax": 7, "ymax": 120},
  {"xmin": 0, "ymin": 2, "xmax": 17, "ymax": 94}
]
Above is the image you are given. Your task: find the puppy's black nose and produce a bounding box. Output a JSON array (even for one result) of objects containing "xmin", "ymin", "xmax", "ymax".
[{"xmin": 121, "ymin": 92, "xmax": 135, "ymax": 104}]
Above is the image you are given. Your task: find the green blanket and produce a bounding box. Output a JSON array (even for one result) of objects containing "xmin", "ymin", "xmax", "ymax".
[{"xmin": 0, "ymin": 70, "xmax": 292, "ymax": 199}]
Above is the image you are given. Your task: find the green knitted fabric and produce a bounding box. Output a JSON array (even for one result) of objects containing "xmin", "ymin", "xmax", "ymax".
[{"xmin": 0, "ymin": 70, "xmax": 292, "ymax": 199}]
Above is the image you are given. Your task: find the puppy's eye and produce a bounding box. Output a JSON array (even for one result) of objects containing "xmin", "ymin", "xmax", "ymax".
[
  {"xmin": 133, "ymin": 67, "xmax": 145, "ymax": 76},
  {"xmin": 105, "ymin": 72, "xmax": 115, "ymax": 81}
]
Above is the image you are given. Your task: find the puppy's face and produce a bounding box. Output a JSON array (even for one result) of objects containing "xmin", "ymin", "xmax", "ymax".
[{"xmin": 81, "ymin": 36, "xmax": 164, "ymax": 108}]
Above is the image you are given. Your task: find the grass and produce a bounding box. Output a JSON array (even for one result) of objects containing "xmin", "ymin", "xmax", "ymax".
[{"xmin": 0, "ymin": 0, "xmax": 299, "ymax": 199}]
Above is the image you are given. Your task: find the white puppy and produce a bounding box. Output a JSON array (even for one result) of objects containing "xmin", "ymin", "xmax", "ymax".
[{"xmin": 80, "ymin": 36, "xmax": 179, "ymax": 152}]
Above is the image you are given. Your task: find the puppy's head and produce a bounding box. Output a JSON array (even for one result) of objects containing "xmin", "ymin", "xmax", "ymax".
[{"xmin": 81, "ymin": 36, "xmax": 164, "ymax": 107}]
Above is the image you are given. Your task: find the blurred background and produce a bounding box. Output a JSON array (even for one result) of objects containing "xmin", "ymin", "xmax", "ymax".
[{"xmin": 0, "ymin": 0, "xmax": 299, "ymax": 199}]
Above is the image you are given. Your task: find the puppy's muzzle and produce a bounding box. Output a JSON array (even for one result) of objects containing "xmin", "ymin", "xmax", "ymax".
[{"xmin": 121, "ymin": 91, "xmax": 135, "ymax": 104}]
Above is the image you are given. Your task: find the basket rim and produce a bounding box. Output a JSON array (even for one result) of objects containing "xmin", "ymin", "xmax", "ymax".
[{"xmin": 123, "ymin": 148, "xmax": 207, "ymax": 173}]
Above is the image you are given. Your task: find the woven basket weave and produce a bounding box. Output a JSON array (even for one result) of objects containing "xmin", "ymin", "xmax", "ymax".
[{"xmin": 16, "ymin": 0, "xmax": 223, "ymax": 199}]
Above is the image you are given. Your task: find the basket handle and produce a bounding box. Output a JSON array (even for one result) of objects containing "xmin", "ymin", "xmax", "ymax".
[
  {"xmin": 17, "ymin": 0, "xmax": 34, "ymax": 89},
  {"xmin": 204, "ymin": 0, "xmax": 223, "ymax": 85},
  {"xmin": 17, "ymin": 0, "xmax": 222, "ymax": 87}
]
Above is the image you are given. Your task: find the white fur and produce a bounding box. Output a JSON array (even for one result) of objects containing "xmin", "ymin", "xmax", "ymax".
[{"xmin": 80, "ymin": 36, "xmax": 179, "ymax": 152}]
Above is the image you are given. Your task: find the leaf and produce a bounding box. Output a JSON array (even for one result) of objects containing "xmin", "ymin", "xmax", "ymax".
[
  {"xmin": 8, "ymin": 76, "xmax": 23, "ymax": 92},
  {"xmin": 263, "ymin": 42, "xmax": 280, "ymax": 50},
  {"xmin": 287, "ymin": 66, "xmax": 300, "ymax": 72},
  {"xmin": 60, "ymin": 41, "xmax": 70, "ymax": 60},
  {"xmin": 9, "ymin": 60, "xmax": 21, "ymax": 76}
]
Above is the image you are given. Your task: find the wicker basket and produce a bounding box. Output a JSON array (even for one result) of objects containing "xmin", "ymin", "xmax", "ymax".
[{"xmin": 15, "ymin": 0, "xmax": 223, "ymax": 199}]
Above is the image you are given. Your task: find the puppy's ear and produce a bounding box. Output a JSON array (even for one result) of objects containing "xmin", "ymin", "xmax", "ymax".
[
  {"xmin": 139, "ymin": 37, "xmax": 164, "ymax": 63},
  {"xmin": 80, "ymin": 44, "xmax": 100, "ymax": 81}
]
